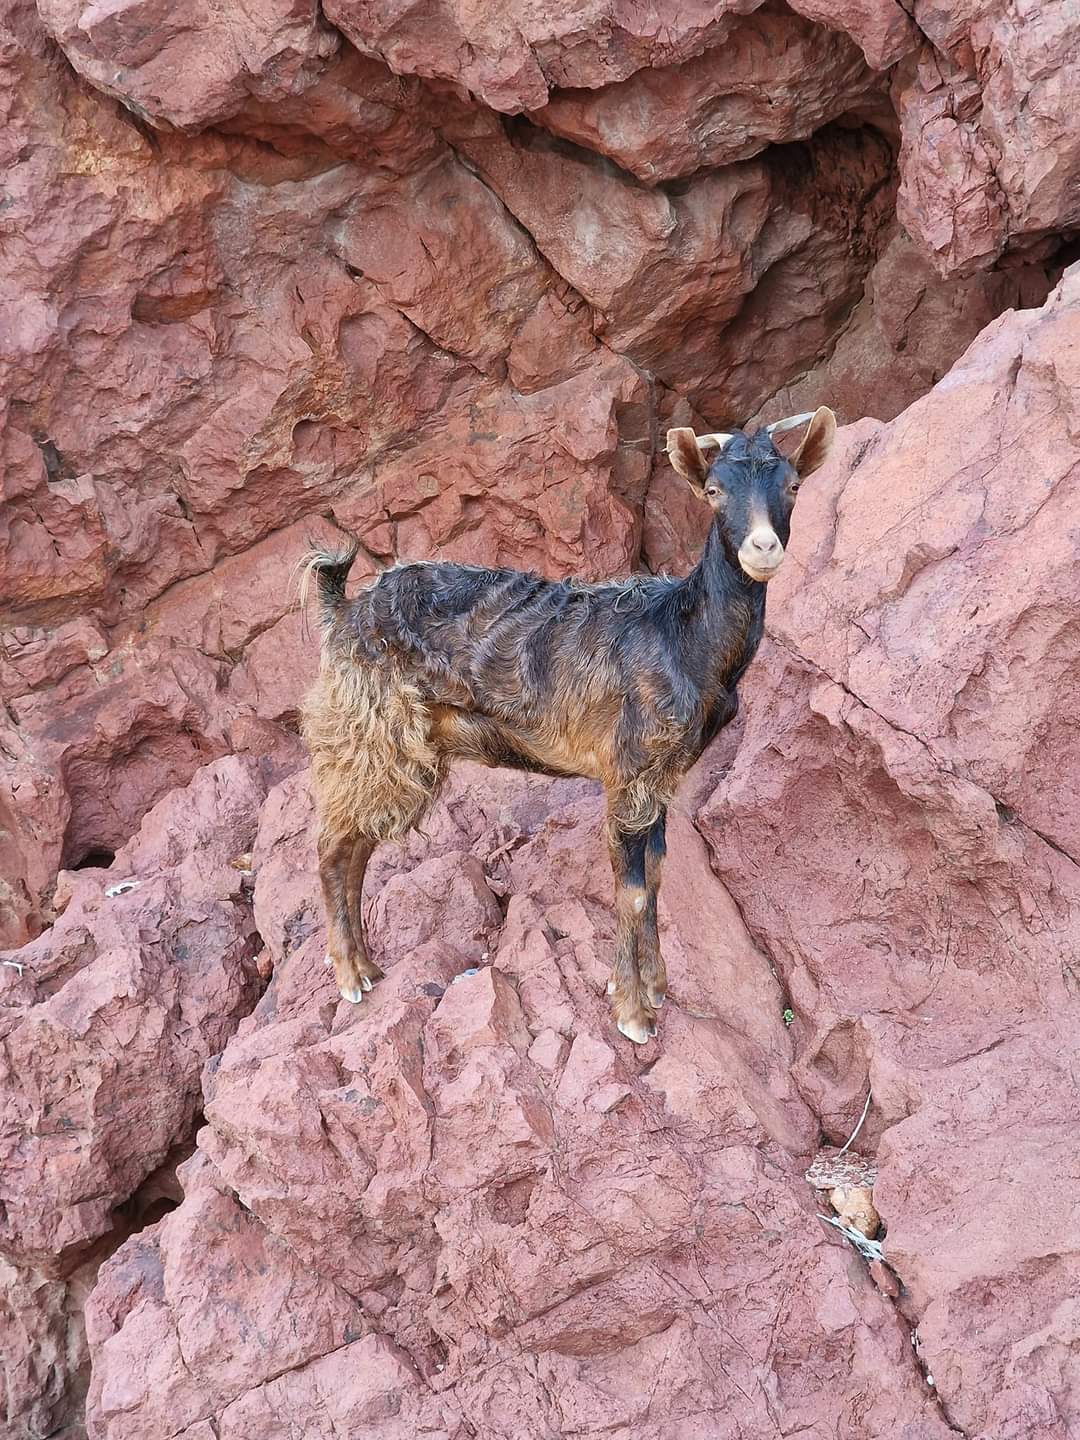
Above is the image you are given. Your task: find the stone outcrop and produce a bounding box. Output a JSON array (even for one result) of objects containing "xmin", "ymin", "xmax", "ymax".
[
  {"xmin": 4, "ymin": 271, "xmax": 1076, "ymax": 1436},
  {"xmin": 895, "ymin": 0, "xmax": 1080, "ymax": 278},
  {"xmin": 700, "ymin": 268, "xmax": 1080, "ymax": 1438},
  {"xmin": 85, "ymin": 763, "xmax": 952, "ymax": 1440}
]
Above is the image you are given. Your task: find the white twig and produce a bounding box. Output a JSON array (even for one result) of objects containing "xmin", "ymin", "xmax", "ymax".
[
  {"xmin": 818, "ymin": 1213, "xmax": 885, "ymax": 1263},
  {"xmin": 1, "ymin": 959, "xmax": 24, "ymax": 975},
  {"xmin": 836, "ymin": 1088, "xmax": 872, "ymax": 1157}
]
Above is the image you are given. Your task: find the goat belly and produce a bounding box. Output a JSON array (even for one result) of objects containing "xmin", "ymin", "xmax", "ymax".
[{"xmin": 426, "ymin": 703, "xmax": 588, "ymax": 779}]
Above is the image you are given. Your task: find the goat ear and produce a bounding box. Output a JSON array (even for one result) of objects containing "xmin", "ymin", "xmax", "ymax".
[
  {"xmin": 666, "ymin": 428, "xmax": 709, "ymax": 487},
  {"xmin": 790, "ymin": 406, "xmax": 837, "ymax": 479}
]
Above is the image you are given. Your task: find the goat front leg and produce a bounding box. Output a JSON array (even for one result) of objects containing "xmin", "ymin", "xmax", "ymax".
[
  {"xmin": 639, "ymin": 808, "xmax": 667, "ymax": 1012},
  {"xmin": 346, "ymin": 836, "xmax": 383, "ymax": 992},
  {"xmin": 605, "ymin": 816, "xmax": 656, "ymax": 1045},
  {"xmin": 319, "ymin": 830, "xmax": 383, "ymax": 1004}
]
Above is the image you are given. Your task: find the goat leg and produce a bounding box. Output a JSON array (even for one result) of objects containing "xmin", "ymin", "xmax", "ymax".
[
  {"xmin": 319, "ymin": 831, "xmax": 380, "ymax": 1004},
  {"xmin": 345, "ymin": 836, "xmax": 383, "ymax": 991},
  {"xmin": 606, "ymin": 819, "xmax": 656, "ymax": 1044},
  {"xmin": 638, "ymin": 809, "xmax": 667, "ymax": 1010}
]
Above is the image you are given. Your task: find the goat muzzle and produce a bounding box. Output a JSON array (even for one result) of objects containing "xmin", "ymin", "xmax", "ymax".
[{"xmin": 738, "ymin": 527, "xmax": 785, "ymax": 582}]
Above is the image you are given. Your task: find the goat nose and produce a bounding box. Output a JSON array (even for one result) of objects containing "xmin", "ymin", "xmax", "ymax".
[{"xmin": 749, "ymin": 531, "xmax": 781, "ymax": 556}]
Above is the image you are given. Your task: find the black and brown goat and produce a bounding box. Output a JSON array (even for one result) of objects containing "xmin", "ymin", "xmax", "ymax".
[{"xmin": 301, "ymin": 407, "xmax": 836, "ymax": 1043}]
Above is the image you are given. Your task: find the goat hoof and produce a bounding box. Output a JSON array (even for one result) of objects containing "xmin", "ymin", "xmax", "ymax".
[
  {"xmin": 360, "ymin": 975, "xmax": 374, "ymax": 992},
  {"xmin": 324, "ymin": 952, "xmax": 333, "ymax": 969},
  {"xmin": 648, "ymin": 989, "xmax": 666, "ymax": 1010},
  {"xmin": 617, "ymin": 1016, "xmax": 656, "ymax": 1045},
  {"xmin": 341, "ymin": 986, "xmax": 365, "ymax": 1004},
  {"xmin": 606, "ymin": 978, "xmax": 616, "ymax": 996}
]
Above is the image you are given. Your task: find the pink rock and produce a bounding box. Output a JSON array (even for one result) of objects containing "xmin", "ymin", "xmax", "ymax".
[
  {"xmin": 746, "ymin": 226, "xmax": 1053, "ymax": 428},
  {"xmin": 332, "ymin": 351, "xmax": 652, "ymax": 578},
  {"xmin": 0, "ymin": 616, "xmax": 108, "ymax": 700},
  {"xmin": 876, "ymin": 1030, "xmax": 1080, "ymax": 1436},
  {"xmin": 426, "ymin": 965, "xmax": 534, "ymax": 1056},
  {"xmin": 84, "ymin": 1170, "xmax": 369, "ymax": 1440},
  {"xmin": 372, "ymin": 855, "xmax": 504, "ymax": 965},
  {"xmin": 334, "ymin": 150, "xmax": 554, "ymax": 373},
  {"xmin": 325, "ymin": 0, "xmax": 765, "ymax": 114},
  {"xmin": 451, "ymin": 114, "xmax": 896, "ymax": 418},
  {"xmin": 209, "ymin": 1332, "xmax": 465, "ymax": 1439},
  {"xmin": 698, "ymin": 265, "xmax": 1080, "ymax": 1432},
  {"xmin": 0, "ymin": 756, "xmax": 269, "ymax": 1264},
  {"xmin": 787, "ymin": 0, "xmax": 918, "ymax": 69},
  {"xmin": 0, "ymin": 1253, "xmax": 99, "ymax": 1439},
  {"xmin": 894, "ymin": 2, "xmax": 1080, "ymax": 275},
  {"xmin": 86, "ymin": 764, "xmax": 950, "ymax": 1437},
  {"xmin": 533, "ymin": 9, "xmax": 884, "ymax": 183},
  {"xmin": 36, "ymin": 0, "xmax": 339, "ymax": 131},
  {"xmin": 894, "ymin": 57, "xmax": 1008, "ymax": 278}
]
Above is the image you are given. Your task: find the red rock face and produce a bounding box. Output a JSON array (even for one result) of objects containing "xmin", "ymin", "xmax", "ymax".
[
  {"xmin": 895, "ymin": 0, "xmax": 1080, "ymax": 278},
  {"xmin": 2, "ymin": 0, "xmax": 1080, "ymax": 1434},
  {"xmin": 698, "ymin": 270, "xmax": 1080, "ymax": 1439},
  {"xmin": 530, "ymin": 9, "xmax": 885, "ymax": 182},
  {"xmin": 82, "ymin": 763, "xmax": 951, "ymax": 1440}
]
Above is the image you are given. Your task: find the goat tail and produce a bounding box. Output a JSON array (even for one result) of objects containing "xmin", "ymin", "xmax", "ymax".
[{"xmin": 296, "ymin": 539, "xmax": 361, "ymax": 627}]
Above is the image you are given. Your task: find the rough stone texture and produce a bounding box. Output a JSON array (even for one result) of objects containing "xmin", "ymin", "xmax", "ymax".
[
  {"xmin": 5, "ymin": 0, "xmax": 1080, "ymax": 1434},
  {"xmin": 324, "ymin": 0, "xmax": 763, "ymax": 115},
  {"xmin": 786, "ymin": 0, "xmax": 917, "ymax": 70},
  {"xmin": 746, "ymin": 226, "xmax": 1055, "ymax": 429},
  {"xmin": 450, "ymin": 114, "xmax": 897, "ymax": 420},
  {"xmin": 0, "ymin": 1254, "xmax": 99, "ymax": 1440},
  {"xmin": 0, "ymin": 756, "xmax": 269, "ymax": 1267},
  {"xmin": 531, "ymin": 9, "xmax": 886, "ymax": 183},
  {"xmin": 86, "ymin": 763, "xmax": 951, "ymax": 1440},
  {"xmin": 895, "ymin": 1, "xmax": 1080, "ymax": 277},
  {"xmin": 35, "ymin": 0, "xmax": 339, "ymax": 130},
  {"xmin": 700, "ymin": 267, "xmax": 1080, "ymax": 1439}
]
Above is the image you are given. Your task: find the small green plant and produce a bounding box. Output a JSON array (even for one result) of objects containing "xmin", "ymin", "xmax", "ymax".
[{"xmin": 782, "ymin": 1007, "xmax": 795, "ymax": 1027}]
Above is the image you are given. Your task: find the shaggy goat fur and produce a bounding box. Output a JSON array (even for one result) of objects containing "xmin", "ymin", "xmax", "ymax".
[{"xmin": 301, "ymin": 408, "xmax": 836, "ymax": 1043}]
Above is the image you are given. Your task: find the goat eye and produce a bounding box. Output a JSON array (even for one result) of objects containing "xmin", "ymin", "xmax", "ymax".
[{"xmin": 704, "ymin": 486, "xmax": 722, "ymax": 499}]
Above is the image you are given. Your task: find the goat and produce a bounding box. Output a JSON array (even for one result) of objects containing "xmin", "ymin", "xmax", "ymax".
[{"xmin": 300, "ymin": 406, "xmax": 836, "ymax": 1043}]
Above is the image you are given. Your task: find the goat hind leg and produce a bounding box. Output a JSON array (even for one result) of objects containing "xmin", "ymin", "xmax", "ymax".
[
  {"xmin": 345, "ymin": 836, "xmax": 383, "ymax": 993},
  {"xmin": 319, "ymin": 830, "xmax": 376, "ymax": 1004},
  {"xmin": 605, "ymin": 818, "xmax": 655, "ymax": 1045}
]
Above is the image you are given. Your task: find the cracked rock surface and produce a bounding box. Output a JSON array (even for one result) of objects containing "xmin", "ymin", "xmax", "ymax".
[{"xmin": 3, "ymin": 0, "xmax": 1080, "ymax": 1434}]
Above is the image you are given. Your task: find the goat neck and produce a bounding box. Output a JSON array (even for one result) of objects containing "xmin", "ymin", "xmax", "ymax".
[{"xmin": 680, "ymin": 509, "xmax": 766, "ymax": 688}]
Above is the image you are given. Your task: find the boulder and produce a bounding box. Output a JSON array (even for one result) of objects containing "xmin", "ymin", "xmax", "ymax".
[
  {"xmin": 0, "ymin": 757, "xmax": 270, "ymax": 1266},
  {"xmin": 699, "ymin": 264, "xmax": 1080, "ymax": 1438},
  {"xmin": 532, "ymin": 8, "xmax": 885, "ymax": 183},
  {"xmin": 896, "ymin": 1, "xmax": 1080, "ymax": 276},
  {"xmin": 85, "ymin": 764, "xmax": 950, "ymax": 1439}
]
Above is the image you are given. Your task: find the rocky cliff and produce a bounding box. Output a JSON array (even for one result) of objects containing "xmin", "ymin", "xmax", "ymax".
[{"xmin": 2, "ymin": 0, "xmax": 1079, "ymax": 1436}]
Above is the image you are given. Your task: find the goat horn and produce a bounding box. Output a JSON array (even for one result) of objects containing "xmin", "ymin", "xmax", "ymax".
[
  {"xmin": 765, "ymin": 411, "xmax": 815, "ymax": 436},
  {"xmin": 695, "ymin": 432, "xmax": 735, "ymax": 450}
]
